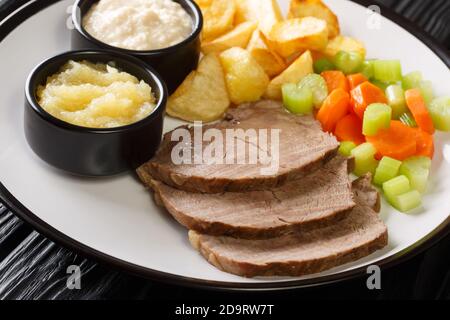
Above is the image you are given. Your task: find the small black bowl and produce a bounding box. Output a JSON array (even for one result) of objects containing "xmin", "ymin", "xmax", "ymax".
[
  {"xmin": 24, "ymin": 50, "xmax": 168, "ymax": 177},
  {"xmin": 71, "ymin": 0, "xmax": 203, "ymax": 93}
]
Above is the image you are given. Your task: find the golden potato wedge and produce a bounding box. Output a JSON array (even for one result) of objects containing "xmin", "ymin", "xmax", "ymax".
[
  {"xmin": 167, "ymin": 54, "xmax": 230, "ymax": 122},
  {"xmin": 322, "ymin": 35, "xmax": 366, "ymax": 59},
  {"xmin": 269, "ymin": 17, "xmax": 329, "ymax": 58},
  {"xmin": 169, "ymin": 72, "xmax": 196, "ymax": 100},
  {"xmin": 288, "ymin": 0, "xmax": 340, "ymax": 38},
  {"xmin": 264, "ymin": 50, "xmax": 313, "ymax": 100},
  {"xmin": 234, "ymin": 0, "xmax": 253, "ymax": 24},
  {"xmin": 202, "ymin": 0, "xmax": 236, "ymax": 41},
  {"xmin": 257, "ymin": 0, "xmax": 284, "ymax": 37},
  {"xmin": 246, "ymin": 30, "xmax": 286, "ymax": 77},
  {"xmin": 194, "ymin": 0, "xmax": 212, "ymax": 9},
  {"xmin": 219, "ymin": 47, "xmax": 270, "ymax": 105},
  {"xmin": 233, "ymin": 0, "xmax": 283, "ymax": 37},
  {"xmin": 201, "ymin": 22, "xmax": 257, "ymax": 54}
]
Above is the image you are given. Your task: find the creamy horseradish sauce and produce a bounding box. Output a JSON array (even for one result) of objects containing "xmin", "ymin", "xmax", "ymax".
[
  {"xmin": 83, "ymin": 0, "xmax": 193, "ymax": 51},
  {"xmin": 37, "ymin": 60, "xmax": 156, "ymax": 128}
]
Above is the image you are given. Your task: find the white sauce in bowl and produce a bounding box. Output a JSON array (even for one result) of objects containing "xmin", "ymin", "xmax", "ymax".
[{"xmin": 83, "ymin": 0, "xmax": 193, "ymax": 51}]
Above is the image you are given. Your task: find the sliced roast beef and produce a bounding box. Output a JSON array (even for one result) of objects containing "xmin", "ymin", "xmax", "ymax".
[
  {"xmin": 137, "ymin": 100, "xmax": 339, "ymax": 193},
  {"xmin": 148, "ymin": 156, "xmax": 355, "ymax": 239},
  {"xmin": 189, "ymin": 175, "xmax": 388, "ymax": 278}
]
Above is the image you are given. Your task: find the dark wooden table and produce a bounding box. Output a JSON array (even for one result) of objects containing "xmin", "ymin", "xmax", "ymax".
[{"xmin": 0, "ymin": 0, "xmax": 449, "ymax": 300}]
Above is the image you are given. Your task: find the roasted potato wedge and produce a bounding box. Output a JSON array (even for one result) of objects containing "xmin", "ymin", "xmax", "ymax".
[
  {"xmin": 264, "ymin": 50, "xmax": 313, "ymax": 100},
  {"xmin": 167, "ymin": 54, "xmax": 230, "ymax": 122},
  {"xmin": 201, "ymin": 0, "xmax": 236, "ymax": 41},
  {"xmin": 201, "ymin": 21, "xmax": 257, "ymax": 54},
  {"xmin": 288, "ymin": 0, "xmax": 340, "ymax": 39},
  {"xmin": 322, "ymin": 35, "xmax": 366, "ymax": 59},
  {"xmin": 220, "ymin": 47, "xmax": 270, "ymax": 105},
  {"xmin": 269, "ymin": 17, "xmax": 329, "ymax": 58},
  {"xmin": 194, "ymin": 0, "xmax": 212, "ymax": 9},
  {"xmin": 233, "ymin": 0, "xmax": 283, "ymax": 37},
  {"xmin": 234, "ymin": 0, "xmax": 253, "ymax": 24},
  {"xmin": 257, "ymin": 0, "xmax": 284, "ymax": 37},
  {"xmin": 246, "ymin": 30, "xmax": 286, "ymax": 77}
]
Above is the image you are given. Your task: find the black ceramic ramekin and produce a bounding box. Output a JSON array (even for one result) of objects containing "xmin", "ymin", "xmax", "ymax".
[
  {"xmin": 71, "ymin": 0, "xmax": 203, "ymax": 93},
  {"xmin": 24, "ymin": 50, "xmax": 168, "ymax": 177}
]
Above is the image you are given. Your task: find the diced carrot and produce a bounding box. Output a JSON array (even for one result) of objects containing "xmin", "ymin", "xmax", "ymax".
[
  {"xmin": 351, "ymin": 81, "xmax": 388, "ymax": 119},
  {"xmin": 366, "ymin": 120, "xmax": 417, "ymax": 160},
  {"xmin": 405, "ymin": 88, "xmax": 435, "ymax": 135},
  {"xmin": 414, "ymin": 128, "xmax": 434, "ymax": 158},
  {"xmin": 334, "ymin": 114, "xmax": 366, "ymax": 145},
  {"xmin": 321, "ymin": 70, "xmax": 349, "ymax": 93},
  {"xmin": 316, "ymin": 88, "xmax": 350, "ymax": 132},
  {"xmin": 347, "ymin": 73, "xmax": 368, "ymax": 90}
]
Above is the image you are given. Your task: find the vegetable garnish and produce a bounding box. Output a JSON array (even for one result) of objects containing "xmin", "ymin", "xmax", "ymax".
[
  {"xmin": 363, "ymin": 103, "xmax": 392, "ymax": 136},
  {"xmin": 347, "ymin": 73, "xmax": 367, "ymax": 90},
  {"xmin": 316, "ymin": 88, "xmax": 350, "ymax": 132},
  {"xmin": 282, "ymin": 83, "xmax": 314, "ymax": 115},
  {"xmin": 428, "ymin": 96, "xmax": 450, "ymax": 131},
  {"xmin": 298, "ymin": 74, "xmax": 328, "ymax": 108},
  {"xmin": 402, "ymin": 71, "xmax": 423, "ymax": 90},
  {"xmin": 399, "ymin": 156, "xmax": 432, "ymax": 193},
  {"xmin": 334, "ymin": 114, "xmax": 365, "ymax": 145},
  {"xmin": 414, "ymin": 128, "xmax": 434, "ymax": 159},
  {"xmin": 333, "ymin": 50, "xmax": 364, "ymax": 75},
  {"xmin": 360, "ymin": 60, "xmax": 375, "ymax": 80},
  {"xmin": 383, "ymin": 175, "xmax": 411, "ymax": 198},
  {"xmin": 351, "ymin": 142, "xmax": 379, "ymax": 176},
  {"xmin": 268, "ymin": 29, "xmax": 450, "ymax": 213},
  {"xmin": 372, "ymin": 60, "xmax": 402, "ymax": 83},
  {"xmin": 366, "ymin": 120, "xmax": 417, "ymax": 161},
  {"xmin": 338, "ymin": 141, "xmax": 357, "ymax": 157},
  {"xmin": 321, "ymin": 70, "xmax": 349, "ymax": 93},
  {"xmin": 314, "ymin": 58, "xmax": 335, "ymax": 74},
  {"xmin": 374, "ymin": 156, "xmax": 402, "ymax": 186},
  {"xmin": 386, "ymin": 84, "xmax": 407, "ymax": 119},
  {"xmin": 350, "ymin": 81, "xmax": 387, "ymax": 119},
  {"xmin": 405, "ymin": 88, "xmax": 435, "ymax": 134}
]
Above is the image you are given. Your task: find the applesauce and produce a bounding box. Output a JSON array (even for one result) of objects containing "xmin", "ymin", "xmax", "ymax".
[{"xmin": 37, "ymin": 60, "xmax": 156, "ymax": 128}]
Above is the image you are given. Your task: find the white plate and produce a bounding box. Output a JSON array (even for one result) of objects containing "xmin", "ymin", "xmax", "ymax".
[{"xmin": 0, "ymin": 0, "xmax": 449, "ymax": 290}]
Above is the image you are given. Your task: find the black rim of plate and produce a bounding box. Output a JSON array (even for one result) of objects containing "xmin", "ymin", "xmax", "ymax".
[{"xmin": 0, "ymin": 0, "xmax": 449, "ymax": 292}]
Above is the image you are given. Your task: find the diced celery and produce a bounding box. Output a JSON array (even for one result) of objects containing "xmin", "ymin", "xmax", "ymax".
[
  {"xmin": 399, "ymin": 112, "xmax": 417, "ymax": 127},
  {"xmin": 374, "ymin": 156, "xmax": 402, "ymax": 185},
  {"xmin": 389, "ymin": 190, "xmax": 422, "ymax": 212},
  {"xmin": 314, "ymin": 58, "xmax": 335, "ymax": 74},
  {"xmin": 371, "ymin": 80, "xmax": 392, "ymax": 91},
  {"xmin": 383, "ymin": 175, "xmax": 411, "ymax": 197},
  {"xmin": 428, "ymin": 96, "xmax": 450, "ymax": 131},
  {"xmin": 401, "ymin": 73, "xmax": 433, "ymax": 104},
  {"xmin": 400, "ymin": 158, "xmax": 430, "ymax": 193},
  {"xmin": 419, "ymin": 80, "xmax": 434, "ymax": 105},
  {"xmin": 403, "ymin": 156, "xmax": 431, "ymax": 170},
  {"xmin": 339, "ymin": 141, "xmax": 357, "ymax": 157},
  {"xmin": 360, "ymin": 60, "xmax": 375, "ymax": 79},
  {"xmin": 402, "ymin": 71, "xmax": 422, "ymax": 90},
  {"xmin": 385, "ymin": 84, "xmax": 407, "ymax": 119},
  {"xmin": 373, "ymin": 60, "xmax": 402, "ymax": 83},
  {"xmin": 363, "ymin": 103, "xmax": 392, "ymax": 136},
  {"xmin": 298, "ymin": 74, "xmax": 328, "ymax": 108},
  {"xmin": 282, "ymin": 83, "xmax": 314, "ymax": 115},
  {"xmin": 351, "ymin": 142, "xmax": 379, "ymax": 176},
  {"xmin": 333, "ymin": 51, "xmax": 364, "ymax": 75},
  {"xmin": 354, "ymin": 159, "xmax": 379, "ymax": 177}
]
